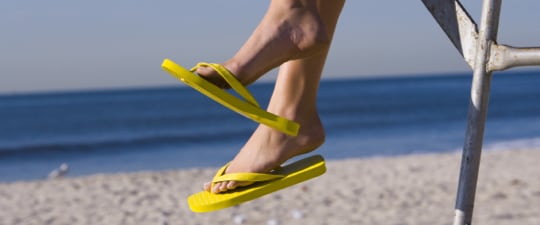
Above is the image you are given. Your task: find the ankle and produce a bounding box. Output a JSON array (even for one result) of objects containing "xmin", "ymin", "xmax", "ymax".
[
  {"xmin": 279, "ymin": 108, "xmax": 326, "ymax": 146},
  {"xmin": 289, "ymin": 25, "xmax": 330, "ymax": 56},
  {"xmin": 284, "ymin": 8, "xmax": 331, "ymax": 59},
  {"xmin": 296, "ymin": 121, "xmax": 326, "ymax": 155}
]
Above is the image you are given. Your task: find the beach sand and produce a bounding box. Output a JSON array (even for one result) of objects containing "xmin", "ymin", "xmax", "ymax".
[{"xmin": 1, "ymin": 148, "xmax": 539, "ymax": 225}]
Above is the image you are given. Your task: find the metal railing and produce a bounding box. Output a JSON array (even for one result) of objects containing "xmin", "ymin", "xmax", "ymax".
[{"xmin": 421, "ymin": 0, "xmax": 540, "ymax": 224}]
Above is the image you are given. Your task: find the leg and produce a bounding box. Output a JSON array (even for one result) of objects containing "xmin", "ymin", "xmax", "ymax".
[
  {"xmin": 205, "ymin": 0, "xmax": 345, "ymax": 193},
  {"xmin": 196, "ymin": 0, "xmax": 338, "ymax": 87}
]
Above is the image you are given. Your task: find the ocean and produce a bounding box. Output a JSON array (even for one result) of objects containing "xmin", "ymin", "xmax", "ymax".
[{"xmin": 1, "ymin": 70, "xmax": 540, "ymax": 182}]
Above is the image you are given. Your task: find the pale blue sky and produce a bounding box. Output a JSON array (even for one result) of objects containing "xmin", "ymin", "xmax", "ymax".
[{"xmin": 1, "ymin": 1, "xmax": 539, "ymax": 94}]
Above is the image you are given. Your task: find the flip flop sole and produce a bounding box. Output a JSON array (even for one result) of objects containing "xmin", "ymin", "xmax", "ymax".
[{"xmin": 187, "ymin": 155, "xmax": 326, "ymax": 213}]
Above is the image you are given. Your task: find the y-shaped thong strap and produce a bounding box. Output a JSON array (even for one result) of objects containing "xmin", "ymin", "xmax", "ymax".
[{"xmin": 191, "ymin": 62, "xmax": 260, "ymax": 108}]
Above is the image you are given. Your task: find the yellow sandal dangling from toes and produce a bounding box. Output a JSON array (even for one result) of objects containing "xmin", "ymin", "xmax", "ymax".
[
  {"xmin": 187, "ymin": 154, "xmax": 326, "ymax": 213},
  {"xmin": 161, "ymin": 59, "xmax": 300, "ymax": 136}
]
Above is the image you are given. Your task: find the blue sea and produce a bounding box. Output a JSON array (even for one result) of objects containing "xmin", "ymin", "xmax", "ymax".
[{"xmin": 1, "ymin": 70, "xmax": 540, "ymax": 182}]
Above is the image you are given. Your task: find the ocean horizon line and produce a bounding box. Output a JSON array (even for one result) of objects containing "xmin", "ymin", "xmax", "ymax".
[{"xmin": 1, "ymin": 69, "xmax": 525, "ymax": 97}]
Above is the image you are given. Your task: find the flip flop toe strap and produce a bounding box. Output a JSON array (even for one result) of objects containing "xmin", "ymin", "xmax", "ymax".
[
  {"xmin": 212, "ymin": 172, "xmax": 284, "ymax": 183},
  {"xmin": 191, "ymin": 62, "xmax": 260, "ymax": 108},
  {"xmin": 211, "ymin": 163, "xmax": 284, "ymax": 185}
]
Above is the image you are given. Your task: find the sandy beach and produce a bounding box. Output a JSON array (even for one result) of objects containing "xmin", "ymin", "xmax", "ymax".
[{"xmin": 1, "ymin": 148, "xmax": 539, "ymax": 225}]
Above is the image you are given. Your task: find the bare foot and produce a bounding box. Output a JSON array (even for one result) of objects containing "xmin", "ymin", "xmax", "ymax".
[
  {"xmin": 204, "ymin": 116, "xmax": 325, "ymax": 193},
  {"xmin": 195, "ymin": 1, "xmax": 330, "ymax": 88}
]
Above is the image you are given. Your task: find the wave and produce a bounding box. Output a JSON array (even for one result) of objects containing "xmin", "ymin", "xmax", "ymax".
[
  {"xmin": 483, "ymin": 137, "xmax": 540, "ymax": 152},
  {"xmin": 0, "ymin": 128, "xmax": 252, "ymax": 158}
]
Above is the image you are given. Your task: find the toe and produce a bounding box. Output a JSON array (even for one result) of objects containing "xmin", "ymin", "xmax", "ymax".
[
  {"xmin": 226, "ymin": 181, "xmax": 238, "ymax": 190},
  {"xmin": 205, "ymin": 181, "xmax": 245, "ymax": 193},
  {"xmin": 203, "ymin": 182, "xmax": 212, "ymax": 192},
  {"xmin": 218, "ymin": 182, "xmax": 229, "ymax": 192},
  {"xmin": 195, "ymin": 66, "xmax": 212, "ymax": 75},
  {"xmin": 212, "ymin": 182, "xmax": 228, "ymax": 194},
  {"xmin": 211, "ymin": 182, "xmax": 221, "ymax": 194},
  {"xmin": 195, "ymin": 67, "xmax": 231, "ymax": 89}
]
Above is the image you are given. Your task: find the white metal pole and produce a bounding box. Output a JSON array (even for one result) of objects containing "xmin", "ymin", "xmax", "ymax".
[{"xmin": 453, "ymin": 0, "xmax": 502, "ymax": 224}]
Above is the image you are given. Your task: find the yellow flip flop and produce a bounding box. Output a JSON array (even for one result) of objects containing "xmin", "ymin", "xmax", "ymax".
[
  {"xmin": 187, "ymin": 155, "xmax": 326, "ymax": 213},
  {"xmin": 161, "ymin": 59, "xmax": 300, "ymax": 136}
]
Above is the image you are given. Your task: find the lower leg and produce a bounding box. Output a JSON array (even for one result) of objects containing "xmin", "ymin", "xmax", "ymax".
[{"xmin": 196, "ymin": 0, "xmax": 331, "ymax": 88}]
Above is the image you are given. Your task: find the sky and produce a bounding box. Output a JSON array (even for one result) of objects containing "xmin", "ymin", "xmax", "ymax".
[{"xmin": 1, "ymin": 0, "xmax": 539, "ymax": 94}]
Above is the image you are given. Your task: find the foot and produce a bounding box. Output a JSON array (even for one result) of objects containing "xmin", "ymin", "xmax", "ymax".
[
  {"xmin": 204, "ymin": 117, "xmax": 325, "ymax": 193},
  {"xmin": 195, "ymin": 1, "xmax": 330, "ymax": 88}
]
